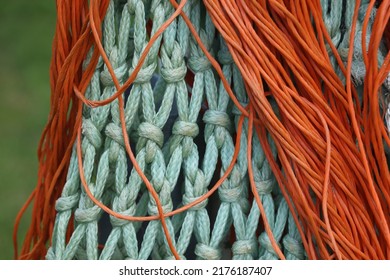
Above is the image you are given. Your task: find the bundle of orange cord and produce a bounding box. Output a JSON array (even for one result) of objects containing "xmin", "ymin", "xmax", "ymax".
[{"xmin": 13, "ymin": 0, "xmax": 390, "ymax": 260}]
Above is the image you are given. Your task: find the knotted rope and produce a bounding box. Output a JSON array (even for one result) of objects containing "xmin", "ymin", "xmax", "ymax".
[{"xmin": 14, "ymin": 0, "xmax": 390, "ymax": 260}]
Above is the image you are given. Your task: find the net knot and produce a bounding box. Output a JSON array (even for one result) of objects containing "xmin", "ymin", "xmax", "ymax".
[
  {"xmin": 100, "ymin": 63, "xmax": 127, "ymax": 87},
  {"xmin": 138, "ymin": 122, "xmax": 164, "ymax": 148},
  {"xmin": 259, "ymin": 232, "xmax": 280, "ymax": 256},
  {"xmin": 218, "ymin": 48, "xmax": 233, "ymax": 65},
  {"xmin": 232, "ymin": 239, "xmax": 258, "ymax": 256},
  {"xmin": 182, "ymin": 193, "xmax": 208, "ymax": 211},
  {"xmin": 74, "ymin": 205, "xmax": 101, "ymax": 223},
  {"xmin": 188, "ymin": 56, "xmax": 212, "ymax": 73},
  {"xmin": 148, "ymin": 200, "xmax": 173, "ymax": 216},
  {"xmin": 254, "ymin": 179, "xmax": 274, "ymax": 195},
  {"xmin": 129, "ymin": 62, "xmax": 157, "ymax": 84},
  {"xmin": 172, "ymin": 121, "xmax": 199, "ymax": 138},
  {"xmin": 105, "ymin": 123, "xmax": 127, "ymax": 163},
  {"xmin": 105, "ymin": 123, "xmax": 124, "ymax": 147},
  {"xmin": 55, "ymin": 194, "xmax": 80, "ymax": 212},
  {"xmin": 218, "ymin": 185, "xmax": 242, "ymax": 203},
  {"xmin": 195, "ymin": 243, "xmax": 221, "ymax": 260},
  {"xmin": 203, "ymin": 109, "xmax": 232, "ymax": 131},
  {"xmin": 160, "ymin": 62, "xmax": 187, "ymax": 83},
  {"xmin": 283, "ymin": 234, "xmax": 305, "ymax": 259},
  {"xmin": 82, "ymin": 118, "xmax": 103, "ymax": 149},
  {"xmin": 109, "ymin": 205, "xmax": 136, "ymax": 227}
]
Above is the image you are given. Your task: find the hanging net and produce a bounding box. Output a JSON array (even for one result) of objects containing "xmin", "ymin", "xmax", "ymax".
[{"xmin": 14, "ymin": 0, "xmax": 390, "ymax": 260}]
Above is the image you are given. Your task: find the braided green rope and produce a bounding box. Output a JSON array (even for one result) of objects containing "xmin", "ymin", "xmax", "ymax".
[{"xmin": 162, "ymin": 1, "xmax": 217, "ymax": 260}]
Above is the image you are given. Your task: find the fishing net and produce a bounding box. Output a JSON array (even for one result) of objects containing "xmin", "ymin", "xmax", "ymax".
[{"xmin": 14, "ymin": 0, "xmax": 390, "ymax": 260}]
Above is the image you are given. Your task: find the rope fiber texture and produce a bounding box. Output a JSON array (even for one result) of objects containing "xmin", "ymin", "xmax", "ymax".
[{"xmin": 14, "ymin": 0, "xmax": 390, "ymax": 260}]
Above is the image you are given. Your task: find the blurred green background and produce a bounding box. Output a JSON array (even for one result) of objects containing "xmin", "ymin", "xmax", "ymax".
[{"xmin": 0, "ymin": 2, "xmax": 56, "ymax": 259}]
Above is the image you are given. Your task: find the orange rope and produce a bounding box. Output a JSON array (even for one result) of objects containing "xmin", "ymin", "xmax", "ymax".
[{"xmin": 202, "ymin": 0, "xmax": 390, "ymax": 259}]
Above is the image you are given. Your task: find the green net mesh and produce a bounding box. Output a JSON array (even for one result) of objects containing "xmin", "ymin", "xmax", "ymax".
[{"xmin": 47, "ymin": 0, "xmax": 388, "ymax": 260}]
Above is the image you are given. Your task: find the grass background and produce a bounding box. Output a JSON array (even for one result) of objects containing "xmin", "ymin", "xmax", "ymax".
[{"xmin": 0, "ymin": 2, "xmax": 56, "ymax": 259}]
